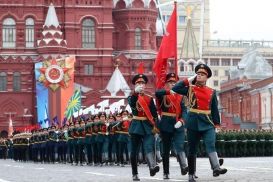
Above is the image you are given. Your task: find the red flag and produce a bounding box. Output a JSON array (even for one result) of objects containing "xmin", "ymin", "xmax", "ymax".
[
  {"xmin": 8, "ymin": 114, "xmax": 14, "ymax": 137},
  {"xmin": 137, "ymin": 62, "xmax": 144, "ymax": 74},
  {"xmin": 153, "ymin": 2, "xmax": 177, "ymax": 89}
]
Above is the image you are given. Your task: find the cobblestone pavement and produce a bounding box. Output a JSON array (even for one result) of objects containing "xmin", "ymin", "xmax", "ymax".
[{"xmin": 0, "ymin": 157, "xmax": 273, "ymax": 182}]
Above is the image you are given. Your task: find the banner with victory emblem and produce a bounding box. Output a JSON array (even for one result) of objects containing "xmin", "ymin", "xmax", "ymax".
[{"xmin": 35, "ymin": 56, "xmax": 75, "ymax": 127}]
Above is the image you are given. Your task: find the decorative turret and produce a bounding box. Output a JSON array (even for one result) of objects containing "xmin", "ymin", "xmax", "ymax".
[
  {"xmin": 112, "ymin": 0, "xmax": 157, "ymax": 51},
  {"xmin": 37, "ymin": 3, "xmax": 67, "ymax": 59},
  {"xmin": 180, "ymin": 6, "xmax": 200, "ymax": 60}
]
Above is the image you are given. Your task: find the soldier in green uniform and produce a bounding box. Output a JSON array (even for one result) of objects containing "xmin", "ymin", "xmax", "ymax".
[
  {"xmin": 77, "ymin": 119, "xmax": 86, "ymax": 165},
  {"xmin": 155, "ymin": 73, "xmax": 188, "ymax": 179},
  {"xmin": 128, "ymin": 73, "xmax": 160, "ymax": 181},
  {"xmin": 67, "ymin": 122, "xmax": 75, "ymax": 164},
  {"xmin": 172, "ymin": 64, "xmax": 227, "ymax": 182},
  {"xmin": 92, "ymin": 114, "xmax": 100, "ymax": 166},
  {"xmin": 96, "ymin": 112, "xmax": 110, "ymax": 166},
  {"xmin": 85, "ymin": 116, "xmax": 93, "ymax": 165}
]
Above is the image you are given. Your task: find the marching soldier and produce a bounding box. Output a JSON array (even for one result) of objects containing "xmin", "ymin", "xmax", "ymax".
[
  {"xmin": 155, "ymin": 73, "xmax": 188, "ymax": 179},
  {"xmin": 85, "ymin": 116, "xmax": 93, "ymax": 165},
  {"xmin": 77, "ymin": 119, "xmax": 86, "ymax": 165},
  {"xmin": 128, "ymin": 73, "xmax": 160, "ymax": 181},
  {"xmin": 116, "ymin": 110, "xmax": 131, "ymax": 167},
  {"xmin": 172, "ymin": 64, "xmax": 227, "ymax": 182},
  {"xmin": 67, "ymin": 122, "xmax": 75, "ymax": 164},
  {"xmin": 96, "ymin": 112, "xmax": 110, "ymax": 166}
]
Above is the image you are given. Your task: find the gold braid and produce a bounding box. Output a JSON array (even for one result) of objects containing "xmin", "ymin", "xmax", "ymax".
[
  {"xmin": 136, "ymin": 100, "xmax": 143, "ymax": 111},
  {"xmin": 163, "ymin": 95, "xmax": 172, "ymax": 108},
  {"xmin": 187, "ymin": 86, "xmax": 196, "ymax": 108}
]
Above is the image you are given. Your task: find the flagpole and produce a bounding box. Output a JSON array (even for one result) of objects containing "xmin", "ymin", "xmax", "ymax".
[{"xmin": 174, "ymin": 1, "xmax": 178, "ymax": 76}]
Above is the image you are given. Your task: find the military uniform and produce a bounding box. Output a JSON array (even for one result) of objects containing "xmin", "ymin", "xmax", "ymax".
[
  {"xmin": 67, "ymin": 123, "xmax": 75, "ymax": 164},
  {"xmin": 155, "ymin": 73, "xmax": 188, "ymax": 179},
  {"xmin": 172, "ymin": 64, "xmax": 227, "ymax": 181},
  {"xmin": 128, "ymin": 73, "xmax": 160, "ymax": 181},
  {"xmin": 85, "ymin": 119, "xmax": 93, "ymax": 165},
  {"xmin": 116, "ymin": 111, "xmax": 131, "ymax": 166}
]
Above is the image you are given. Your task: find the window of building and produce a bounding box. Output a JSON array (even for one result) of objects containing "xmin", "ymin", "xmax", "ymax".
[
  {"xmin": 164, "ymin": 15, "xmax": 170, "ymax": 22},
  {"xmin": 82, "ymin": 19, "xmax": 95, "ymax": 48},
  {"xmin": 84, "ymin": 64, "xmax": 93, "ymax": 75},
  {"xmin": 233, "ymin": 59, "xmax": 240, "ymax": 66},
  {"xmin": 188, "ymin": 62, "xmax": 194, "ymax": 71},
  {"xmin": 210, "ymin": 59, "xmax": 219, "ymax": 66},
  {"xmin": 213, "ymin": 80, "xmax": 219, "ymax": 87},
  {"xmin": 178, "ymin": 16, "xmax": 186, "ymax": 24},
  {"xmin": 135, "ymin": 28, "xmax": 142, "ymax": 50},
  {"xmin": 222, "ymin": 59, "xmax": 230, "ymax": 66},
  {"xmin": 0, "ymin": 72, "xmax": 7, "ymax": 91},
  {"xmin": 225, "ymin": 70, "xmax": 229, "ymax": 76},
  {"xmin": 180, "ymin": 63, "xmax": 184, "ymax": 72},
  {"xmin": 13, "ymin": 72, "xmax": 21, "ymax": 91},
  {"xmin": 25, "ymin": 18, "xmax": 34, "ymax": 48},
  {"xmin": 213, "ymin": 70, "xmax": 218, "ymax": 76},
  {"xmin": 2, "ymin": 18, "xmax": 16, "ymax": 48}
]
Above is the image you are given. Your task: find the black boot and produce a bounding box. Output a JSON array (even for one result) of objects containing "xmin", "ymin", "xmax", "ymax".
[
  {"xmin": 177, "ymin": 152, "xmax": 188, "ymax": 175},
  {"xmin": 162, "ymin": 155, "xmax": 169, "ymax": 179},
  {"xmin": 146, "ymin": 153, "xmax": 160, "ymax": 176},
  {"xmin": 193, "ymin": 155, "xmax": 198, "ymax": 179},
  {"xmin": 131, "ymin": 155, "xmax": 139, "ymax": 180},
  {"xmin": 163, "ymin": 173, "xmax": 170, "ymax": 180},
  {"xmin": 132, "ymin": 174, "xmax": 140, "ymax": 181},
  {"xmin": 188, "ymin": 155, "xmax": 196, "ymax": 182},
  {"xmin": 208, "ymin": 152, "xmax": 227, "ymax": 177}
]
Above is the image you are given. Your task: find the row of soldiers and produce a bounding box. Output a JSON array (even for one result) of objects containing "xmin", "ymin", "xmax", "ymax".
[
  {"xmin": 4, "ymin": 111, "xmax": 162, "ymax": 166},
  {"xmin": 2, "ymin": 123, "xmax": 273, "ymax": 163},
  {"xmin": 2, "ymin": 122, "xmax": 273, "ymax": 162}
]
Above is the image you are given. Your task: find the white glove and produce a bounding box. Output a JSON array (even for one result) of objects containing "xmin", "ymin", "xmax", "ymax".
[
  {"xmin": 188, "ymin": 74, "xmax": 197, "ymax": 85},
  {"xmin": 215, "ymin": 128, "xmax": 220, "ymax": 133},
  {"xmin": 174, "ymin": 121, "xmax": 183, "ymax": 128},
  {"xmin": 170, "ymin": 90, "xmax": 176, "ymax": 95},
  {"xmin": 122, "ymin": 116, "xmax": 128, "ymax": 121},
  {"xmin": 134, "ymin": 85, "xmax": 143, "ymax": 93}
]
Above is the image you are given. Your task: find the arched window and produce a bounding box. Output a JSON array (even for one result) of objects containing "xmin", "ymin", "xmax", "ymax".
[
  {"xmin": 25, "ymin": 18, "xmax": 34, "ymax": 48},
  {"xmin": 13, "ymin": 72, "xmax": 21, "ymax": 91},
  {"xmin": 82, "ymin": 19, "xmax": 95, "ymax": 48},
  {"xmin": 189, "ymin": 62, "xmax": 194, "ymax": 71},
  {"xmin": 0, "ymin": 72, "xmax": 7, "ymax": 91},
  {"xmin": 135, "ymin": 28, "xmax": 142, "ymax": 50},
  {"xmin": 180, "ymin": 63, "xmax": 184, "ymax": 72},
  {"xmin": 2, "ymin": 18, "xmax": 16, "ymax": 48}
]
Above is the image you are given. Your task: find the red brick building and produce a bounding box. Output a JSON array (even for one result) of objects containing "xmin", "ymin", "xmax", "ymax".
[
  {"xmin": 0, "ymin": 0, "xmax": 159, "ymax": 132},
  {"xmin": 219, "ymin": 76, "xmax": 273, "ymax": 129}
]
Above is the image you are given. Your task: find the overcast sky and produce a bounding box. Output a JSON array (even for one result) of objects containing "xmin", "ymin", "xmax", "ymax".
[{"xmin": 210, "ymin": 0, "xmax": 273, "ymax": 40}]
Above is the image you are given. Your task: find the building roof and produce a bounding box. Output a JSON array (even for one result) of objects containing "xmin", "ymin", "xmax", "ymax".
[
  {"xmin": 44, "ymin": 3, "xmax": 60, "ymax": 28},
  {"xmin": 180, "ymin": 17, "xmax": 200, "ymax": 60},
  {"xmin": 113, "ymin": 0, "xmax": 155, "ymax": 8},
  {"xmin": 230, "ymin": 49, "xmax": 273, "ymax": 80},
  {"xmin": 105, "ymin": 67, "xmax": 131, "ymax": 97}
]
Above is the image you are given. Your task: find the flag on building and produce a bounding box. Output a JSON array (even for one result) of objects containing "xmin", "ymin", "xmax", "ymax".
[
  {"xmin": 8, "ymin": 114, "xmax": 13, "ymax": 137},
  {"xmin": 153, "ymin": 2, "xmax": 177, "ymax": 89},
  {"xmin": 65, "ymin": 89, "xmax": 81, "ymax": 120}
]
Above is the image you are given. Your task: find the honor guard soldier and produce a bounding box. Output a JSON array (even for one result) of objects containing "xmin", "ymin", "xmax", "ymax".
[
  {"xmin": 128, "ymin": 73, "xmax": 160, "ymax": 181},
  {"xmin": 155, "ymin": 73, "xmax": 188, "ymax": 179},
  {"xmin": 172, "ymin": 64, "xmax": 227, "ymax": 182}
]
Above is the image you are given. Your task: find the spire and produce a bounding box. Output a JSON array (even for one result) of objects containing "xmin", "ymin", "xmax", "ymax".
[
  {"xmin": 44, "ymin": 3, "xmax": 60, "ymax": 28},
  {"xmin": 37, "ymin": 3, "xmax": 67, "ymax": 58},
  {"xmin": 105, "ymin": 67, "xmax": 131, "ymax": 97},
  {"xmin": 180, "ymin": 6, "xmax": 200, "ymax": 60}
]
